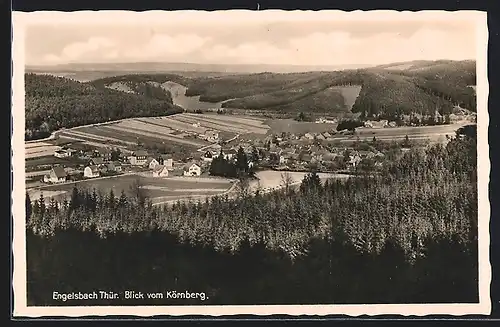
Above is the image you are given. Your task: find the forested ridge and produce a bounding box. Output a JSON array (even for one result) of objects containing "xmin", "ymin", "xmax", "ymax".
[
  {"xmin": 25, "ymin": 74, "xmax": 184, "ymax": 141},
  {"xmin": 88, "ymin": 60, "xmax": 476, "ymax": 118},
  {"xmin": 26, "ymin": 126, "xmax": 478, "ymax": 305}
]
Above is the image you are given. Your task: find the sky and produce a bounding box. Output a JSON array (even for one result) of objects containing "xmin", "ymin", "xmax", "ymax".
[{"xmin": 24, "ymin": 19, "xmax": 477, "ymax": 67}]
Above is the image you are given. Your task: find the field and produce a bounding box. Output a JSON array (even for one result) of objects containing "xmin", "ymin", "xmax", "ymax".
[
  {"xmin": 349, "ymin": 123, "xmax": 468, "ymax": 142},
  {"xmin": 266, "ymin": 118, "xmax": 338, "ymax": 134},
  {"xmin": 330, "ymin": 85, "xmax": 362, "ymax": 111},
  {"xmin": 30, "ymin": 113, "xmax": 270, "ymax": 157},
  {"xmin": 25, "ymin": 142, "xmax": 61, "ymax": 159},
  {"xmin": 25, "ymin": 155, "xmax": 87, "ymax": 170},
  {"xmin": 28, "ymin": 174, "xmax": 234, "ymax": 204},
  {"xmin": 250, "ymin": 170, "xmax": 350, "ymax": 193}
]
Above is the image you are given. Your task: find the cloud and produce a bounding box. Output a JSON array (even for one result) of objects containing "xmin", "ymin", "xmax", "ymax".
[
  {"xmin": 124, "ymin": 33, "xmax": 211, "ymax": 60},
  {"xmin": 37, "ymin": 33, "xmax": 211, "ymax": 64},
  {"xmin": 200, "ymin": 28, "xmax": 474, "ymax": 66},
  {"xmin": 31, "ymin": 27, "xmax": 475, "ymax": 66}
]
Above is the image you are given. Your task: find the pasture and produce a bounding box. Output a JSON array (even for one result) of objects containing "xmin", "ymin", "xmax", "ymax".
[{"xmin": 29, "ymin": 174, "xmax": 234, "ymax": 204}]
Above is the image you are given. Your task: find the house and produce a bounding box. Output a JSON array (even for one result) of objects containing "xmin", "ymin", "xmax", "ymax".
[
  {"xmin": 223, "ymin": 148, "xmax": 237, "ymax": 160},
  {"xmin": 203, "ymin": 150, "xmax": 215, "ymax": 162},
  {"xmin": 107, "ymin": 161, "xmax": 122, "ymax": 173},
  {"xmin": 204, "ymin": 130, "xmax": 219, "ymax": 142},
  {"xmin": 97, "ymin": 148, "xmax": 113, "ymax": 161},
  {"xmin": 54, "ymin": 148, "xmax": 75, "ymax": 158},
  {"xmin": 147, "ymin": 157, "xmax": 160, "ymax": 170},
  {"xmin": 89, "ymin": 157, "xmax": 104, "ymax": 166},
  {"xmin": 304, "ymin": 133, "xmax": 315, "ymax": 140},
  {"xmin": 301, "ymin": 153, "xmax": 313, "ymax": 163},
  {"xmin": 183, "ymin": 163, "xmax": 202, "ymax": 177},
  {"xmin": 316, "ymin": 117, "xmax": 337, "ymax": 124},
  {"xmin": 349, "ymin": 154, "xmax": 362, "ymax": 168},
  {"xmin": 45, "ymin": 166, "xmax": 67, "ymax": 183},
  {"xmin": 152, "ymin": 165, "xmax": 169, "ymax": 177},
  {"xmin": 364, "ymin": 121, "xmax": 374, "ymax": 128},
  {"xmin": 128, "ymin": 150, "xmax": 148, "ymax": 166},
  {"xmin": 84, "ymin": 165, "xmax": 100, "ymax": 178},
  {"xmin": 279, "ymin": 155, "xmax": 287, "ymax": 165},
  {"xmin": 159, "ymin": 154, "xmax": 174, "ymax": 169},
  {"xmin": 322, "ymin": 132, "xmax": 333, "ymax": 139}
]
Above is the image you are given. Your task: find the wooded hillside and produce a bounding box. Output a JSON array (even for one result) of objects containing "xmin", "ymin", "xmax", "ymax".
[{"xmin": 25, "ymin": 74, "xmax": 184, "ymax": 141}]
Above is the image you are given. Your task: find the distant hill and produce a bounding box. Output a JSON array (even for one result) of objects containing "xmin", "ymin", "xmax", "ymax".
[
  {"xmin": 26, "ymin": 61, "xmax": 373, "ymax": 75},
  {"xmin": 25, "ymin": 73, "xmax": 184, "ymax": 141}
]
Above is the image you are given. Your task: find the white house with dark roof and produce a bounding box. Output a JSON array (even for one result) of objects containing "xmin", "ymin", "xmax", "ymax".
[
  {"xmin": 152, "ymin": 165, "xmax": 169, "ymax": 177},
  {"xmin": 44, "ymin": 166, "xmax": 67, "ymax": 183},
  {"xmin": 147, "ymin": 157, "xmax": 160, "ymax": 170},
  {"xmin": 203, "ymin": 150, "xmax": 215, "ymax": 162},
  {"xmin": 128, "ymin": 150, "xmax": 148, "ymax": 166},
  {"xmin": 183, "ymin": 163, "xmax": 202, "ymax": 177}
]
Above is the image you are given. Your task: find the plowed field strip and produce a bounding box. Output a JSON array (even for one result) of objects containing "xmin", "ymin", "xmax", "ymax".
[
  {"xmin": 105, "ymin": 124, "xmax": 205, "ymax": 147},
  {"xmin": 179, "ymin": 114, "xmax": 268, "ymax": 134},
  {"xmin": 138, "ymin": 117, "xmax": 207, "ymax": 134},
  {"xmin": 182, "ymin": 113, "xmax": 270, "ymax": 130},
  {"xmin": 173, "ymin": 115, "xmax": 248, "ymax": 134},
  {"xmin": 117, "ymin": 119, "xmax": 176, "ymax": 135}
]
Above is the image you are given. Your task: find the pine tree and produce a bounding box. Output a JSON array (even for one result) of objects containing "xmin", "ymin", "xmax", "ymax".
[
  {"xmin": 118, "ymin": 190, "xmax": 128, "ymax": 208},
  {"xmin": 235, "ymin": 146, "xmax": 249, "ymax": 176},
  {"xmin": 26, "ymin": 192, "xmax": 32, "ymax": 222},
  {"xmin": 251, "ymin": 146, "xmax": 260, "ymax": 164}
]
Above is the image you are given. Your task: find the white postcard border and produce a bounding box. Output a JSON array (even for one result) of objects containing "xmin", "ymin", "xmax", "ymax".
[{"xmin": 11, "ymin": 10, "xmax": 491, "ymax": 317}]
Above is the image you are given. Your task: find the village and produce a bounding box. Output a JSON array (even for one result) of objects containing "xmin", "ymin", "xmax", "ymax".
[{"xmin": 39, "ymin": 124, "xmax": 406, "ymax": 186}]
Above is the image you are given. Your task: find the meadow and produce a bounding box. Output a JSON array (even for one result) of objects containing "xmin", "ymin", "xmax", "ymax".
[{"xmin": 28, "ymin": 174, "xmax": 234, "ymax": 204}]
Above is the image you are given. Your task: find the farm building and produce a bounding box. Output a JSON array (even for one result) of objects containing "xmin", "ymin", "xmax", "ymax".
[
  {"xmin": 152, "ymin": 165, "xmax": 169, "ymax": 177},
  {"xmin": 183, "ymin": 163, "xmax": 202, "ymax": 177},
  {"xmin": 128, "ymin": 150, "xmax": 148, "ymax": 166},
  {"xmin": 84, "ymin": 165, "xmax": 100, "ymax": 178},
  {"xmin": 44, "ymin": 166, "xmax": 67, "ymax": 183}
]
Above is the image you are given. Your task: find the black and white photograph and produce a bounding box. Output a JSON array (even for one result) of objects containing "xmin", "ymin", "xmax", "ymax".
[{"xmin": 12, "ymin": 10, "xmax": 490, "ymax": 317}]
